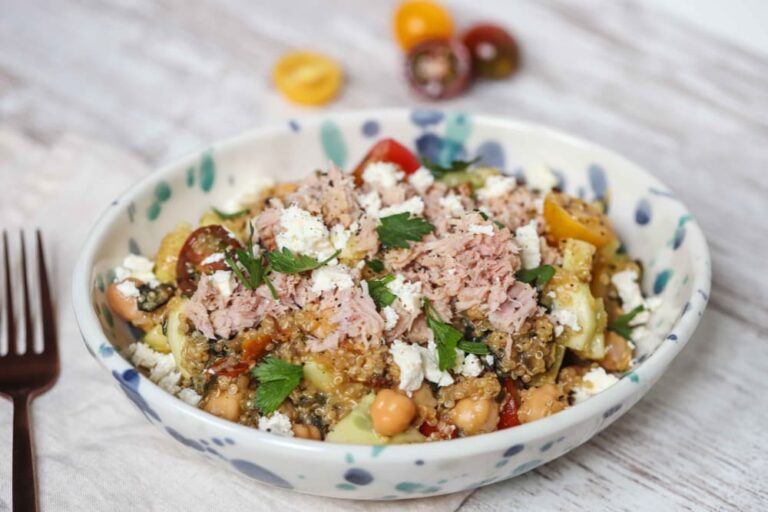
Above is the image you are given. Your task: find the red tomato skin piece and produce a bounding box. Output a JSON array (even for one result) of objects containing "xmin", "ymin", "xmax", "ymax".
[{"xmin": 351, "ymin": 138, "xmax": 421, "ymax": 185}]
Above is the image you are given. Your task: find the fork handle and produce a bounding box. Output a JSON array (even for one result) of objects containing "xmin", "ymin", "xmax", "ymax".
[{"xmin": 12, "ymin": 392, "xmax": 38, "ymax": 512}]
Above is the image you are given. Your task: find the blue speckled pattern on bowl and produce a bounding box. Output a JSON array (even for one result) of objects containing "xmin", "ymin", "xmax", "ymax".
[{"xmin": 73, "ymin": 109, "xmax": 711, "ymax": 500}]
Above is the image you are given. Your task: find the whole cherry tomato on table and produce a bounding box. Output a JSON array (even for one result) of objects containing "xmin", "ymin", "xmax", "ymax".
[
  {"xmin": 272, "ymin": 51, "xmax": 343, "ymax": 106},
  {"xmin": 462, "ymin": 23, "xmax": 521, "ymax": 79},
  {"xmin": 176, "ymin": 225, "xmax": 241, "ymax": 295},
  {"xmin": 351, "ymin": 138, "xmax": 421, "ymax": 185},
  {"xmin": 405, "ymin": 39, "xmax": 472, "ymax": 100},
  {"xmin": 393, "ymin": 0, "xmax": 454, "ymax": 51}
]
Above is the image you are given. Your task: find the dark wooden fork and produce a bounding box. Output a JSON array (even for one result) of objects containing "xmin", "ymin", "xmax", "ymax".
[{"xmin": 0, "ymin": 231, "xmax": 59, "ymax": 512}]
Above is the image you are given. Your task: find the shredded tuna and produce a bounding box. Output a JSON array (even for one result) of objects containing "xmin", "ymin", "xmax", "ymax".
[
  {"xmin": 488, "ymin": 282, "xmax": 538, "ymax": 333},
  {"xmin": 287, "ymin": 165, "xmax": 361, "ymax": 228},
  {"xmin": 255, "ymin": 205, "xmax": 282, "ymax": 251},
  {"xmin": 310, "ymin": 282, "xmax": 384, "ymax": 351}
]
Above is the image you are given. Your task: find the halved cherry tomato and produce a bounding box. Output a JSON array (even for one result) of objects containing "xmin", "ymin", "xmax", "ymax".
[
  {"xmin": 351, "ymin": 138, "xmax": 421, "ymax": 186},
  {"xmin": 206, "ymin": 359, "xmax": 251, "ymax": 378},
  {"xmin": 498, "ymin": 379, "xmax": 521, "ymax": 429},
  {"xmin": 176, "ymin": 225, "xmax": 241, "ymax": 295},
  {"xmin": 543, "ymin": 192, "xmax": 615, "ymax": 248},
  {"xmin": 419, "ymin": 420, "xmax": 458, "ymax": 439},
  {"xmin": 462, "ymin": 23, "xmax": 520, "ymax": 79},
  {"xmin": 405, "ymin": 39, "xmax": 472, "ymax": 100},
  {"xmin": 241, "ymin": 331, "xmax": 272, "ymax": 363},
  {"xmin": 393, "ymin": 1, "xmax": 454, "ymax": 51},
  {"xmin": 273, "ymin": 51, "xmax": 343, "ymax": 106}
]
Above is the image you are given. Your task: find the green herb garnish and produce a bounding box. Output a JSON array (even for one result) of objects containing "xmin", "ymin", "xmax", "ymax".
[
  {"xmin": 423, "ymin": 299, "xmax": 464, "ymax": 371},
  {"xmin": 377, "ymin": 213, "xmax": 435, "ymax": 249},
  {"xmin": 608, "ymin": 305, "xmax": 645, "ymax": 340},
  {"xmin": 266, "ymin": 248, "xmax": 340, "ymax": 274},
  {"xmin": 474, "ymin": 209, "xmax": 505, "ymax": 229},
  {"xmin": 515, "ymin": 265, "xmax": 556, "ymax": 289},
  {"xmin": 225, "ymin": 224, "xmax": 278, "ymax": 299},
  {"xmin": 252, "ymin": 357, "xmax": 303, "ymax": 414},
  {"xmin": 212, "ymin": 207, "xmax": 250, "ymax": 220},
  {"xmin": 457, "ymin": 340, "xmax": 490, "ymax": 355},
  {"xmin": 366, "ymin": 275, "xmax": 397, "ymax": 308},
  {"xmin": 421, "ymin": 156, "xmax": 481, "ymax": 179},
  {"xmin": 365, "ymin": 259, "xmax": 385, "ymax": 273}
]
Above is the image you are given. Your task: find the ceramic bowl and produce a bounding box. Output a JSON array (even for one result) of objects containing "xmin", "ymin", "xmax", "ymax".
[{"xmin": 72, "ymin": 109, "xmax": 710, "ymax": 500}]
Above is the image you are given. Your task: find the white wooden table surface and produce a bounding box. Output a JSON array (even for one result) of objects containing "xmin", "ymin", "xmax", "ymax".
[{"xmin": 1, "ymin": 0, "xmax": 767, "ymax": 510}]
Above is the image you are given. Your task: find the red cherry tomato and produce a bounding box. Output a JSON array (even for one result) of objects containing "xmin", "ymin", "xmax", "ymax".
[
  {"xmin": 405, "ymin": 39, "xmax": 471, "ymax": 100},
  {"xmin": 206, "ymin": 358, "xmax": 251, "ymax": 378},
  {"xmin": 462, "ymin": 23, "xmax": 520, "ymax": 79},
  {"xmin": 351, "ymin": 138, "xmax": 421, "ymax": 185},
  {"xmin": 498, "ymin": 379, "xmax": 521, "ymax": 429},
  {"xmin": 176, "ymin": 225, "xmax": 241, "ymax": 295}
]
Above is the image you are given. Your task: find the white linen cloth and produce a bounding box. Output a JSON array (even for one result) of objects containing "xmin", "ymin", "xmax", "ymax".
[{"xmin": 0, "ymin": 128, "xmax": 472, "ymax": 511}]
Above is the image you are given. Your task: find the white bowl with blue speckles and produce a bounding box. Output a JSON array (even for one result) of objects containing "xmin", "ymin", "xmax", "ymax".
[{"xmin": 72, "ymin": 109, "xmax": 710, "ymax": 500}]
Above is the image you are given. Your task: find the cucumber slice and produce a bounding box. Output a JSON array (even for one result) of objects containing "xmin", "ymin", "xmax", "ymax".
[
  {"xmin": 143, "ymin": 324, "xmax": 170, "ymax": 353},
  {"xmin": 438, "ymin": 166, "xmax": 499, "ymax": 189},
  {"xmin": 325, "ymin": 393, "xmax": 388, "ymax": 445},
  {"xmin": 304, "ymin": 360, "xmax": 334, "ymax": 393},
  {"xmin": 166, "ymin": 297, "xmax": 191, "ymax": 378}
]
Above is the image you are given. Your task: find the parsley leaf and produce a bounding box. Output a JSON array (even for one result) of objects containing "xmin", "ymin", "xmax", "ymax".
[
  {"xmin": 608, "ymin": 305, "xmax": 645, "ymax": 340},
  {"xmin": 457, "ymin": 340, "xmax": 490, "ymax": 355},
  {"xmin": 366, "ymin": 275, "xmax": 396, "ymax": 308},
  {"xmin": 474, "ymin": 209, "xmax": 505, "ymax": 229},
  {"xmin": 211, "ymin": 206, "xmax": 249, "ymax": 220},
  {"xmin": 252, "ymin": 357, "xmax": 303, "ymax": 414},
  {"xmin": 377, "ymin": 213, "xmax": 435, "ymax": 249},
  {"xmin": 423, "ymin": 299, "xmax": 464, "ymax": 371},
  {"xmin": 365, "ymin": 259, "xmax": 385, "ymax": 273},
  {"xmin": 266, "ymin": 248, "xmax": 340, "ymax": 274},
  {"xmin": 225, "ymin": 224, "xmax": 278, "ymax": 299},
  {"xmin": 421, "ymin": 156, "xmax": 481, "ymax": 179},
  {"xmin": 515, "ymin": 265, "xmax": 556, "ymax": 289}
]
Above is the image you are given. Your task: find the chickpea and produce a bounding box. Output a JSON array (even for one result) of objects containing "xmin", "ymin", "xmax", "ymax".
[
  {"xmin": 449, "ymin": 398, "xmax": 499, "ymax": 435},
  {"xmin": 599, "ymin": 332, "xmax": 632, "ymax": 372},
  {"xmin": 371, "ymin": 389, "xmax": 416, "ymax": 436},
  {"xmin": 292, "ymin": 424, "xmax": 322, "ymax": 440},
  {"xmin": 517, "ymin": 384, "xmax": 566, "ymax": 424},
  {"xmin": 105, "ymin": 281, "xmax": 142, "ymax": 322},
  {"xmin": 203, "ymin": 389, "xmax": 242, "ymax": 421}
]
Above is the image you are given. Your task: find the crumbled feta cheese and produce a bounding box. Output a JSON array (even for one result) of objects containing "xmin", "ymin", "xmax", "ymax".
[
  {"xmin": 459, "ymin": 353, "xmax": 483, "ymax": 377},
  {"xmin": 149, "ymin": 352, "xmax": 178, "ymax": 383},
  {"xmin": 477, "ymin": 174, "xmax": 517, "ymax": 200},
  {"xmin": 378, "ymin": 196, "xmax": 425, "ymax": 218},
  {"xmin": 408, "ymin": 167, "xmax": 435, "ymax": 192},
  {"xmin": 390, "ymin": 340, "xmax": 424, "ymax": 393},
  {"xmin": 550, "ymin": 307, "xmax": 581, "ymax": 333},
  {"xmin": 611, "ymin": 269, "xmax": 659, "ymax": 326},
  {"xmin": 515, "ymin": 220, "xmax": 541, "ymax": 269},
  {"xmin": 330, "ymin": 222, "xmax": 358, "ymax": 252},
  {"xmin": 484, "ymin": 354, "xmax": 495, "ymax": 366},
  {"xmin": 533, "ymin": 197, "xmax": 545, "ymax": 215},
  {"xmin": 468, "ymin": 224, "xmax": 494, "ymax": 236},
  {"xmin": 157, "ymin": 372, "xmax": 181, "ymax": 394},
  {"xmin": 258, "ymin": 412, "xmax": 294, "ymax": 437},
  {"xmin": 386, "ymin": 274, "xmax": 422, "ymax": 313},
  {"xmin": 358, "ymin": 191, "xmax": 382, "ymax": 217},
  {"xmin": 363, "ymin": 161, "xmax": 404, "ymax": 188},
  {"xmin": 439, "ymin": 194, "xmax": 464, "ymax": 216},
  {"xmin": 114, "ymin": 254, "xmax": 158, "ymax": 286},
  {"xmin": 201, "ymin": 252, "xmax": 225, "ymax": 265},
  {"xmin": 276, "ymin": 205, "xmax": 335, "ymax": 260},
  {"xmin": 421, "ymin": 340, "xmax": 454, "ymax": 387},
  {"xmin": 382, "ymin": 306, "xmax": 399, "ymax": 331},
  {"xmin": 572, "ymin": 367, "xmax": 619, "ymax": 404},
  {"xmin": 526, "ymin": 163, "xmax": 558, "ymax": 192},
  {"xmin": 116, "ymin": 280, "xmax": 140, "ymax": 298},
  {"xmin": 311, "ymin": 264, "xmax": 354, "ymax": 293},
  {"xmin": 178, "ymin": 388, "xmax": 202, "ymax": 407},
  {"xmin": 129, "ymin": 342, "xmax": 181, "ymax": 395},
  {"xmin": 211, "ymin": 270, "xmax": 236, "ymax": 299}
]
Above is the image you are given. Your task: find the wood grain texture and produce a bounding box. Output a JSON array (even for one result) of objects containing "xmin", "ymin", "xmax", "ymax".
[{"xmin": 0, "ymin": 0, "xmax": 766, "ymax": 510}]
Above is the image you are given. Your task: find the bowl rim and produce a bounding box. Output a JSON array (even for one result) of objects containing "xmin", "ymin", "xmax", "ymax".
[{"xmin": 72, "ymin": 108, "xmax": 711, "ymax": 460}]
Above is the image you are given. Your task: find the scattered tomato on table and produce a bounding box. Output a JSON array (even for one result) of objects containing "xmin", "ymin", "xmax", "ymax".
[
  {"xmin": 272, "ymin": 51, "xmax": 343, "ymax": 106},
  {"xmin": 462, "ymin": 23, "xmax": 521, "ymax": 79},
  {"xmin": 393, "ymin": 0, "xmax": 455, "ymax": 50},
  {"xmin": 405, "ymin": 38, "xmax": 472, "ymax": 100}
]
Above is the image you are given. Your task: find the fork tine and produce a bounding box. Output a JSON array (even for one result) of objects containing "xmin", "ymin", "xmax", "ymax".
[
  {"xmin": 3, "ymin": 230, "xmax": 17, "ymax": 354},
  {"xmin": 37, "ymin": 230, "xmax": 57, "ymax": 359},
  {"xmin": 20, "ymin": 231, "xmax": 34, "ymax": 354}
]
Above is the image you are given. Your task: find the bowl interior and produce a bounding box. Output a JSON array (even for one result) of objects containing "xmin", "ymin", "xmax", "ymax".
[{"xmin": 85, "ymin": 110, "xmax": 705, "ymax": 365}]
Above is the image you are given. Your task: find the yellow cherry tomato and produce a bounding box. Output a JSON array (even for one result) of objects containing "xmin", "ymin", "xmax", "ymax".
[
  {"xmin": 543, "ymin": 192, "xmax": 615, "ymax": 248},
  {"xmin": 393, "ymin": 1, "xmax": 454, "ymax": 51},
  {"xmin": 272, "ymin": 51, "xmax": 343, "ymax": 106}
]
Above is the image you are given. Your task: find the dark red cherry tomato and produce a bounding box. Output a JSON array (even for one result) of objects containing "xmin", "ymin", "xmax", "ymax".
[
  {"xmin": 498, "ymin": 378, "xmax": 521, "ymax": 429},
  {"xmin": 419, "ymin": 420, "xmax": 458, "ymax": 439},
  {"xmin": 176, "ymin": 225, "xmax": 241, "ymax": 295},
  {"xmin": 462, "ymin": 23, "xmax": 520, "ymax": 79},
  {"xmin": 352, "ymin": 138, "xmax": 421, "ymax": 186},
  {"xmin": 405, "ymin": 39, "xmax": 472, "ymax": 100}
]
